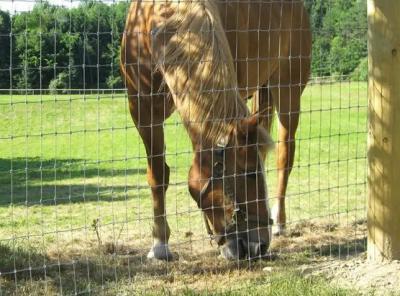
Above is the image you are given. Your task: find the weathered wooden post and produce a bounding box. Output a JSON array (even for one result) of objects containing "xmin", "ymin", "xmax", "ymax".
[{"xmin": 368, "ymin": 0, "xmax": 400, "ymax": 261}]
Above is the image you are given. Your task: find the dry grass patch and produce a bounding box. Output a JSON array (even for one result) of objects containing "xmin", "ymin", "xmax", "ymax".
[{"xmin": 0, "ymin": 218, "xmax": 368, "ymax": 295}]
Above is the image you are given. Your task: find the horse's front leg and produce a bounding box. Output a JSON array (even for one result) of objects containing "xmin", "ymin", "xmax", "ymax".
[{"xmin": 128, "ymin": 89, "xmax": 174, "ymax": 261}]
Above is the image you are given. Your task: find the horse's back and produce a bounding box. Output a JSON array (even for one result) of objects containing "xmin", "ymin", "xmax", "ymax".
[
  {"xmin": 218, "ymin": 1, "xmax": 311, "ymax": 95},
  {"xmin": 121, "ymin": 1, "xmax": 311, "ymax": 98}
]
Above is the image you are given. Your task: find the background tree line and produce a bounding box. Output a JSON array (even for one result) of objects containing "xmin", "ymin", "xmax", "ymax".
[
  {"xmin": 0, "ymin": 1, "xmax": 127, "ymax": 91},
  {"xmin": 0, "ymin": 0, "xmax": 367, "ymax": 91},
  {"xmin": 304, "ymin": 0, "xmax": 367, "ymax": 80}
]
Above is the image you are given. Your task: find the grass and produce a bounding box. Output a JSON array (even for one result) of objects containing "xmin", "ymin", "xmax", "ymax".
[{"xmin": 0, "ymin": 81, "xmax": 368, "ymax": 295}]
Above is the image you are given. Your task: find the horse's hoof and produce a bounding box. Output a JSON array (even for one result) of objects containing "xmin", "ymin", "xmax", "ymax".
[
  {"xmin": 271, "ymin": 205, "xmax": 286, "ymax": 236},
  {"xmin": 220, "ymin": 238, "xmax": 246, "ymax": 260},
  {"xmin": 147, "ymin": 242, "xmax": 174, "ymax": 261}
]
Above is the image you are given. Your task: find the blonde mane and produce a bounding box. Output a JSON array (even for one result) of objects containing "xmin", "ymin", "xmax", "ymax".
[{"xmin": 152, "ymin": 0, "xmax": 249, "ymax": 145}]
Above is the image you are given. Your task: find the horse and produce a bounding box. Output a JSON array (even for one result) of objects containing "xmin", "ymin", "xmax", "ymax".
[{"xmin": 120, "ymin": 0, "xmax": 311, "ymax": 260}]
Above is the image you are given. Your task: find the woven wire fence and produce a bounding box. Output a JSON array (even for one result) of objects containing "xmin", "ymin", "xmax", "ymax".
[{"xmin": 0, "ymin": 0, "xmax": 367, "ymax": 294}]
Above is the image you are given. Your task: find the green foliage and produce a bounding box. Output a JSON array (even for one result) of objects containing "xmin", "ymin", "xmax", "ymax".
[
  {"xmin": 305, "ymin": 0, "xmax": 367, "ymax": 78},
  {"xmin": 0, "ymin": 10, "xmax": 11, "ymax": 88},
  {"xmin": 351, "ymin": 57, "xmax": 368, "ymax": 81},
  {"xmin": 0, "ymin": 1, "xmax": 128, "ymax": 90},
  {"xmin": 0, "ymin": 0, "xmax": 367, "ymax": 90},
  {"xmin": 49, "ymin": 71, "xmax": 70, "ymax": 93}
]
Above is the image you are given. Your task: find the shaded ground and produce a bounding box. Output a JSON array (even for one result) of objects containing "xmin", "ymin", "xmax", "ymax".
[{"xmin": 0, "ymin": 218, "xmax": 380, "ymax": 295}]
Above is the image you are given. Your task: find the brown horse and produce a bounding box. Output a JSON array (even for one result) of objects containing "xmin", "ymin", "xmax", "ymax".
[{"xmin": 120, "ymin": 0, "xmax": 311, "ymax": 260}]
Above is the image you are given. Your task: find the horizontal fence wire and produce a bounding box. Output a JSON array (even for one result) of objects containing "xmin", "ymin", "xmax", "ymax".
[{"xmin": 0, "ymin": 0, "xmax": 368, "ymax": 295}]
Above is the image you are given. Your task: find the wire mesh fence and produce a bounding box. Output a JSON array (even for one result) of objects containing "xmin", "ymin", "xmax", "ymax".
[{"xmin": 0, "ymin": 0, "xmax": 368, "ymax": 294}]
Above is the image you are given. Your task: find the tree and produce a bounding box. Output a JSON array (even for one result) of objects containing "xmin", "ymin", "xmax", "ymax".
[
  {"xmin": 0, "ymin": 10, "xmax": 11, "ymax": 89},
  {"xmin": 305, "ymin": 0, "xmax": 367, "ymax": 78},
  {"xmin": 5, "ymin": 0, "xmax": 367, "ymax": 90},
  {"xmin": 325, "ymin": 0, "xmax": 367, "ymax": 76}
]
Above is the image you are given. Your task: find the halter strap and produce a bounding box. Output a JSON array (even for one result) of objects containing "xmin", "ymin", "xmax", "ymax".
[{"xmin": 200, "ymin": 143, "xmax": 273, "ymax": 246}]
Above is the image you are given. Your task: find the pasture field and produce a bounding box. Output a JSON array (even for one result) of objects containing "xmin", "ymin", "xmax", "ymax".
[{"xmin": 0, "ymin": 81, "xmax": 368, "ymax": 295}]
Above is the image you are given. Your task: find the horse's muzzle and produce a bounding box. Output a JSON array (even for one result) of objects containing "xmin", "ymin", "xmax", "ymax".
[
  {"xmin": 246, "ymin": 240, "xmax": 268, "ymax": 258},
  {"xmin": 220, "ymin": 228, "xmax": 270, "ymax": 260},
  {"xmin": 220, "ymin": 237, "xmax": 247, "ymax": 260}
]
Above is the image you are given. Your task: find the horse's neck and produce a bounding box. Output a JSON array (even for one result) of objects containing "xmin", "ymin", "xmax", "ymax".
[{"xmin": 153, "ymin": 0, "xmax": 249, "ymax": 145}]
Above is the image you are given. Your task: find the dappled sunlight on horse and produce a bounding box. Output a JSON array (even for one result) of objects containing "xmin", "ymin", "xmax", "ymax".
[{"xmin": 120, "ymin": 0, "xmax": 311, "ymax": 261}]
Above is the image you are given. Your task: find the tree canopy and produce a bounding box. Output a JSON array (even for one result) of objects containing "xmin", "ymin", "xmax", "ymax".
[
  {"xmin": 0, "ymin": 0, "xmax": 367, "ymax": 91},
  {"xmin": 304, "ymin": 0, "xmax": 367, "ymax": 79}
]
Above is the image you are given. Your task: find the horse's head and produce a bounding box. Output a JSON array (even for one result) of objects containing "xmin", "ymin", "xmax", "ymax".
[{"xmin": 188, "ymin": 114, "xmax": 274, "ymax": 260}]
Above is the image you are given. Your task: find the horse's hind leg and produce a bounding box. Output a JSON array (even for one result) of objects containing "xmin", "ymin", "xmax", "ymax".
[
  {"xmin": 254, "ymin": 85, "xmax": 292, "ymax": 236},
  {"xmin": 269, "ymin": 84, "xmax": 300, "ymax": 235},
  {"xmin": 269, "ymin": 56, "xmax": 310, "ymax": 235},
  {"xmin": 253, "ymin": 86, "xmax": 275, "ymax": 159},
  {"xmin": 127, "ymin": 85, "xmax": 174, "ymax": 260}
]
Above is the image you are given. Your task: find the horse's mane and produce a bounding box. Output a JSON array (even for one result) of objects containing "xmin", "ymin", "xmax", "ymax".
[{"xmin": 153, "ymin": 0, "xmax": 249, "ymax": 145}]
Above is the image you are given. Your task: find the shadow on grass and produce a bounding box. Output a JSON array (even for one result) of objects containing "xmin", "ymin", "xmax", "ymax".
[
  {"xmin": 0, "ymin": 241, "xmax": 229, "ymax": 294},
  {"xmin": 0, "ymin": 241, "xmax": 134, "ymax": 294},
  {"xmin": 317, "ymin": 237, "xmax": 367, "ymax": 258},
  {"xmin": 0, "ymin": 233, "xmax": 368, "ymax": 295},
  {"xmin": 0, "ymin": 158, "xmax": 148, "ymax": 206}
]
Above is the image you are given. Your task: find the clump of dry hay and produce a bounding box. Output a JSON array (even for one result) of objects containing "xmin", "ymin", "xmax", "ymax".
[
  {"xmin": 1, "ymin": 218, "xmax": 368, "ymax": 294},
  {"xmin": 272, "ymin": 218, "xmax": 367, "ymax": 255}
]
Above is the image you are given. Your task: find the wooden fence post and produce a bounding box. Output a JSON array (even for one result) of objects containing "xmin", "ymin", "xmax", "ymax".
[{"xmin": 368, "ymin": 0, "xmax": 400, "ymax": 261}]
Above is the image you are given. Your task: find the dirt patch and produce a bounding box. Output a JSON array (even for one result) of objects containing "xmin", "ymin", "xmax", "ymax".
[
  {"xmin": 272, "ymin": 219, "xmax": 400, "ymax": 295},
  {"xmin": 273, "ymin": 219, "xmax": 399, "ymax": 294},
  {"xmin": 298, "ymin": 256, "xmax": 400, "ymax": 295}
]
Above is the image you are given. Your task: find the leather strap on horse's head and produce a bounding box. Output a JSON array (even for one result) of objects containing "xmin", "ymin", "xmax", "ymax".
[
  {"xmin": 199, "ymin": 142, "xmax": 226, "ymax": 198},
  {"xmin": 200, "ymin": 142, "xmax": 230, "ymax": 245},
  {"xmin": 200, "ymin": 142, "xmax": 273, "ymax": 246}
]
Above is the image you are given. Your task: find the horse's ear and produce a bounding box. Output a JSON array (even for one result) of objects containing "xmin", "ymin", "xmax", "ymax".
[
  {"xmin": 237, "ymin": 114, "xmax": 275, "ymax": 151},
  {"xmin": 238, "ymin": 113, "xmax": 259, "ymax": 135}
]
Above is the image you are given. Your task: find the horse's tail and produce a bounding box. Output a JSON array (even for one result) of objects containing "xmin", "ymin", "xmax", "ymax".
[{"xmin": 153, "ymin": 0, "xmax": 248, "ymax": 144}]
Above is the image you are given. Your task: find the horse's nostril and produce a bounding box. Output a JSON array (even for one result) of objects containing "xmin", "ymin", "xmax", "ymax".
[
  {"xmin": 220, "ymin": 238, "xmax": 246, "ymax": 260},
  {"xmin": 247, "ymin": 240, "xmax": 268, "ymax": 258}
]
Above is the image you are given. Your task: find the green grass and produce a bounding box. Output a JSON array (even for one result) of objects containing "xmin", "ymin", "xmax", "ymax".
[
  {"xmin": 0, "ymin": 81, "xmax": 368, "ymax": 295},
  {"xmin": 103, "ymin": 271, "xmax": 360, "ymax": 296}
]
